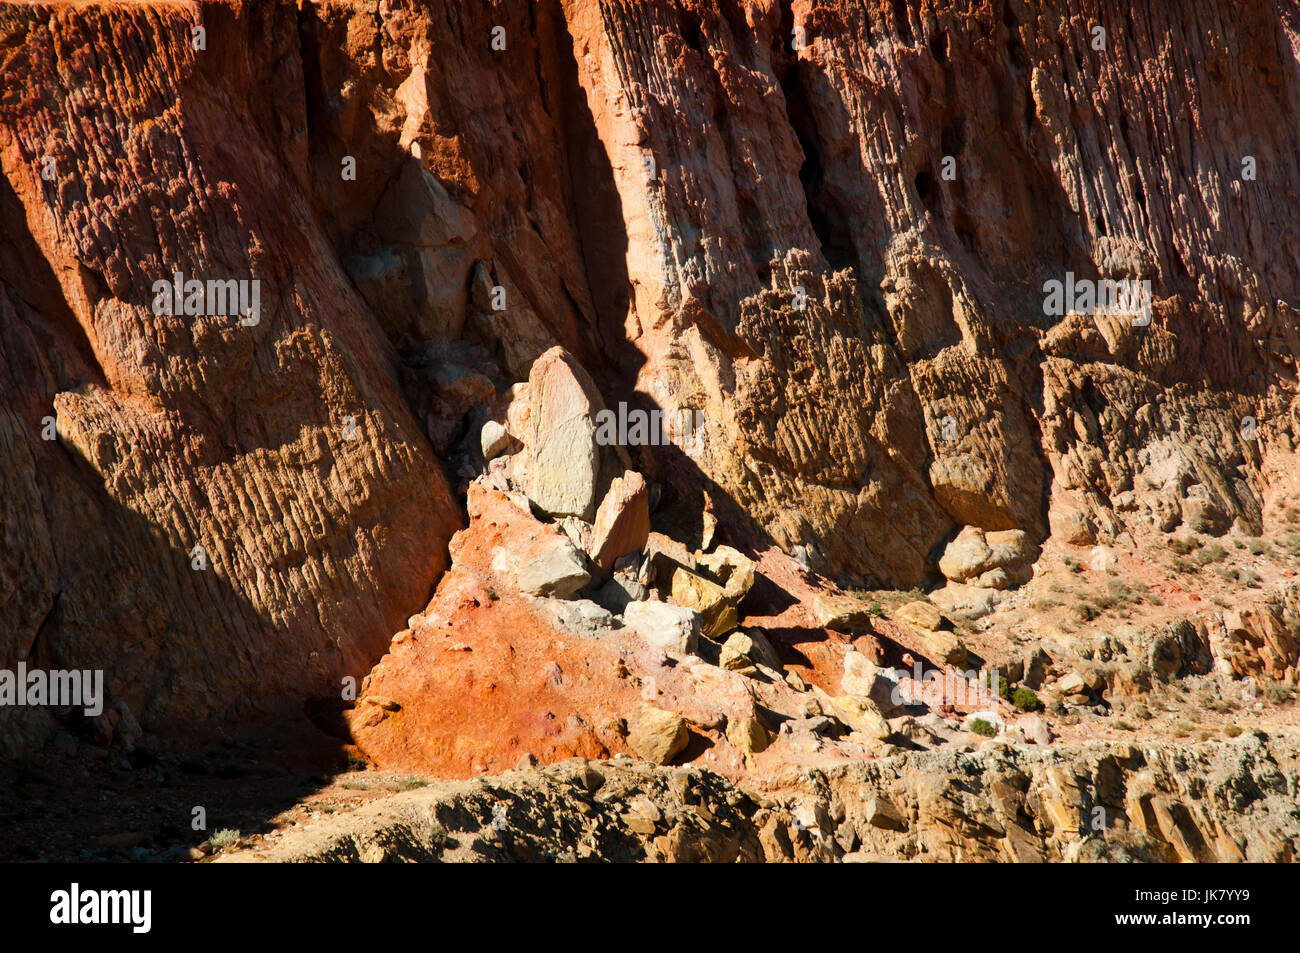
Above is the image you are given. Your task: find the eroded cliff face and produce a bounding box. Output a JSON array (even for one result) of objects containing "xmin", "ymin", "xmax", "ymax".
[
  {"xmin": 560, "ymin": 0, "xmax": 1300, "ymax": 585},
  {"xmin": 1, "ymin": 0, "xmax": 1298, "ymax": 757},
  {"xmin": 0, "ymin": 2, "xmax": 469, "ymax": 750}
]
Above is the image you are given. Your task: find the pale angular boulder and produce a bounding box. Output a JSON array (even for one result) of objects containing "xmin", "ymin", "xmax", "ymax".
[
  {"xmin": 622, "ymin": 599, "xmax": 700, "ymax": 654},
  {"xmin": 590, "ymin": 471, "xmax": 650, "ymax": 571},
  {"xmin": 719, "ymin": 631, "xmax": 759, "ymax": 674},
  {"xmin": 925, "ymin": 631, "xmax": 968, "ymax": 666},
  {"xmin": 938, "ymin": 526, "xmax": 1038, "ymax": 589},
  {"xmin": 1018, "ymin": 714, "xmax": 1054, "ymax": 745},
  {"xmin": 929, "ymin": 582, "xmax": 1000, "ymax": 619},
  {"xmin": 480, "ymin": 419, "xmax": 509, "ymax": 460},
  {"xmin": 695, "ymin": 545, "xmax": 756, "ymax": 600},
  {"xmin": 737, "ymin": 628, "xmax": 782, "ymax": 671},
  {"xmin": 842, "ymin": 651, "xmax": 902, "ymax": 713},
  {"xmin": 812, "ymin": 593, "xmax": 875, "ymax": 631},
  {"xmin": 626, "ymin": 704, "xmax": 688, "ymax": 764},
  {"xmin": 938, "ymin": 526, "xmax": 994, "ymax": 582},
  {"xmin": 490, "ymin": 533, "xmax": 589, "ymax": 598},
  {"xmin": 829, "ymin": 696, "xmax": 892, "ymax": 740},
  {"xmin": 525, "ymin": 347, "xmax": 605, "ymax": 519},
  {"xmin": 1058, "ymin": 672, "xmax": 1086, "ymax": 694},
  {"xmin": 1049, "ymin": 507, "xmax": 1097, "ymax": 545}
]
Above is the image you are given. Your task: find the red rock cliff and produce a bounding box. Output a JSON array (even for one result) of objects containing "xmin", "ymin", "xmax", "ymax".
[{"xmin": 1, "ymin": 0, "xmax": 1297, "ymax": 750}]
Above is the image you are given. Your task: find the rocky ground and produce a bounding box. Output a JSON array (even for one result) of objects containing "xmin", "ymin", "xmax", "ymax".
[{"xmin": 215, "ymin": 734, "xmax": 1300, "ymax": 863}]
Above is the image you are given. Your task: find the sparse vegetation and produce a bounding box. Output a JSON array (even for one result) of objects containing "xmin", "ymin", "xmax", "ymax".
[
  {"xmin": 1012, "ymin": 687, "xmax": 1042, "ymax": 712},
  {"xmin": 969, "ymin": 718, "xmax": 997, "ymax": 737},
  {"xmin": 997, "ymin": 676, "xmax": 1013, "ymax": 701},
  {"xmin": 1224, "ymin": 725, "xmax": 1243, "ymax": 738},
  {"xmin": 1195, "ymin": 543, "xmax": 1228, "ymax": 567},
  {"xmin": 392, "ymin": 777, "xmax": 429, "ymax": 791},
  {"xmin": 1263, "ymin": 682, "xmax": 1295, "ymax": 704},
  {"xmin": 1169, "ymin": 536, "xmax": 1201, "ymax": 556},
  {"xmin": 1115, "ymin": 720, "xmax": 1136, "ymax": 731},
  {"xmin": 210, "ymin": 829, "xmax": 240, "ymax": 851}
]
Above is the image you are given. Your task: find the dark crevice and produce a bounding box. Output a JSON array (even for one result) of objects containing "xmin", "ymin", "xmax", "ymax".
[
  {"xmin": 1005, "ymin": 5, "xmax": 1028, "ymax": 72},
  {"xmin": 774, "ymin": 9, "xmax": 856, "ymax": 271},
  {"xmin": 0, "ymin": 174, "xmax": 104, "ymax": 389},
  {"xmin": 940, "ymin": 120, "xmax": 966, "ymax": 158},
  {"xmin": 929, "ymin": 30, "xmax": 948, "ymax": 64},
  {"xmin": 914, "ymin": 168, "xmax": 937, "ymax": 211},
  {"xmin": 892, "ymin": 0, "xmax": 913, "ymax": 45},
  {"xmin": 681, "ymin": 9, "xmax": 705, "ymax": 56},
  {"xmin": 543, "ymin": 0, "xmax": 638, "ymax": 386}
]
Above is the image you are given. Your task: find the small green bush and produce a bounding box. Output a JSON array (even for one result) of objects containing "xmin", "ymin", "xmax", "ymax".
[
  {"xmin": 969, "ymin": 718, "xmax": 997, "ymax": 737},
  {"xmin": 210, "ymin": 829, "xmax": 240, "ymax": 851},
  {"xmin": 1012, "ymin": 687, "xmax": 1042, "ymax": 712}
]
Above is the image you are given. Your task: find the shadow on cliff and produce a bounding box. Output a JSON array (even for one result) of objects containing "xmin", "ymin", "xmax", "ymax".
[
  {"xmin": 542, "ymin": 0, "xmax": 644, "ymax": 391},
  {"xmin": 0, "ymin": 170, "xmax": 355, "ymax": 861},
  {"xmin": 0, "ymin": 413, "xmax": 359, "ymax": 861}
]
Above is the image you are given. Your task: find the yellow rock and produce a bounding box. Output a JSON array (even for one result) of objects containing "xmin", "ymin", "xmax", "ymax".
[
  {"xmin": 671, "ymin": 567, "xmax": 737, "ymax": 638},
  {"xmin": 695, "ymin": 545, "xmax": 756, "ymax": 600},
  {"xmin": 726, "ymin": 716, "xmax": 772, "ymax": 755},
  {"xmin": 829, "ymin": 696, "xmax": 892, "ymax": 741},
  {"xmin": 892, "ymin": 600, "xmax": 946, "ymax": 633}
]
